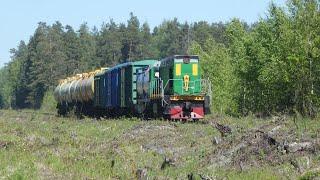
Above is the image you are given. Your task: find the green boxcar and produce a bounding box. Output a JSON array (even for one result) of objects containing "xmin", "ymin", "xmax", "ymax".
[
  {"xmin": 93, "ymin": 75, "xmax": 101, "ymax": 107},
  {"xmin": 129, "ymin": 60, "xmax": 158, "ymax": 105},
  {"xmin": 120, "ymin": 68, "xmax": 125, "ymax": 107},
  {"xmin": 94, "ymin": 70, "xmax": 107, "ymax": 107}
]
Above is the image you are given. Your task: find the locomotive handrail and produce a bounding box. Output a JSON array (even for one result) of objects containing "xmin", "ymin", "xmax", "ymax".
[
  {"xmin": 163, "ymin": 78, "xmax": 211, "ymax": 95},
  {"xmin": 137, "ymin": 78, "xmax": 212, "ymax": 107},
  {"xmin": 149, "ymin": 78, "xmax": 163, "ymax": 99},
  {"xmin": 200, "ymin": 78, "xmax": 212, "ymax": 105}
]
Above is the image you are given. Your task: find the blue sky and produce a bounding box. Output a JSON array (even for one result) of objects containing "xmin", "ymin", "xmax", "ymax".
[{"xmin": 0, "ymin": 0, "xmax": 286, "ymax": 67}]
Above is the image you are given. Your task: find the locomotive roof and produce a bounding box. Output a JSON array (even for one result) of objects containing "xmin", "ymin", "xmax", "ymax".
[{"xmin": 160, "ymin": 55, "xmax": 199, "ymax": 63}]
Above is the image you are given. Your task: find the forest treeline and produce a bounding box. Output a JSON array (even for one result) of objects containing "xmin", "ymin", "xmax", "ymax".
[{"xmin": 0, "ymin": 0, "xmax": 319, "ymax": 117}]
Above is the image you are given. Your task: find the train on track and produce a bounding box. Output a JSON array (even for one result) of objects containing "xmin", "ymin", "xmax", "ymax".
[{"xmin": 54, "ymin": 55, "xmax": 211, "ymax": 120}]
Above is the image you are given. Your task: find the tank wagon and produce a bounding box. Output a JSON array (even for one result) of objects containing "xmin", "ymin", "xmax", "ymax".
[{"xmin": 54, "ymin": 55, "xmax": 211, "ymax": 120}]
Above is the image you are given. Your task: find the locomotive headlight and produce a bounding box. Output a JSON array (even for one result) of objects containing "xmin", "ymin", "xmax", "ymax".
[
  {"xmin": 183, "ymin": 57, "xmax": 190, "ymax": 64},
  {"xmin": 155, "ymin": 72, "xmax": 159, "ymax": 78}
]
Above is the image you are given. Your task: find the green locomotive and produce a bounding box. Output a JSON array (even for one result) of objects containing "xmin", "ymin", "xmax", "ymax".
[{"xmin": 136, "ymin": 55, "xmax": 211, "ymax": 120}]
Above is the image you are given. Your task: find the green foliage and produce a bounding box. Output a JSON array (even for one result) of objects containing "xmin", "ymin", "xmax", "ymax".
[
  {"xmin": 190, "ymin": 39, "xmax": 238, "ymax": 115},
  {"xmin": 189, "ymin": 0, "xmax": 320, "ymax": 116},
  {"xmin": 0, "ymin": 67, "xmax": 10, "ymax": 108},
  {"xmin": 97, "ymin": 19, "xmax": 123, "ymax": 66},
  {"xmin": 222, "ymin": 0, "xmax": 320, "ymax": 116},
  {"xmin": 152, "ymin": 18, "xmax": 184, "ymax": 58},
  {"xmin": 0, "ymin": 95, "xmax": 3, "ymax": 109},
  {"xmin": 78, "ymin": 23, "xmax": 98, "ymax": 69},
  {"xmin": 40, "ymin": 90, "xmax": 56, "ymax": 112}
]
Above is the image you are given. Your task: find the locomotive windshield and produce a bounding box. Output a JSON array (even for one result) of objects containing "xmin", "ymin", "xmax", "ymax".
[{"xmin": 174, "ymin": 55, "xmax": 199, "ymax": 64}]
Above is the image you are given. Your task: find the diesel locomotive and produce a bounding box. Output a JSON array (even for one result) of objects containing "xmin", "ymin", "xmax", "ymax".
[{"xmin": 54, "ymin": 55, "xmax": 211, "ymax": 120}]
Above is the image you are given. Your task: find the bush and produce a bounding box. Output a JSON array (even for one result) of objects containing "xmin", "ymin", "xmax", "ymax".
[{"xmin": 40, "ymin": 90, "xmax": 56, "ymax": 112}]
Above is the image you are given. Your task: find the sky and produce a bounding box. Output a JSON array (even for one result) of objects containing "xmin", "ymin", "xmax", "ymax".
[{"xmin": 0, "ymin": 0, "xmax": 286, "ymax": 67}]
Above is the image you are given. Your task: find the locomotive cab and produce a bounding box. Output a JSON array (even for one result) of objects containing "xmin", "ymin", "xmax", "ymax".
[{"xmin": 159, "ymin": 55, "xmax": 202, "ymax": 95}]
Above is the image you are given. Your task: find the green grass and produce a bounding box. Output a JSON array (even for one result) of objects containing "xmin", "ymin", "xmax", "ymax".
[{"xmin": 0, "ymin": 110, "xmax": 319, "ymax": 179}]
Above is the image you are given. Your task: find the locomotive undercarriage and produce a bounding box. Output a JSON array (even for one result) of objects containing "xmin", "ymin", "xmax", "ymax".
[
  {"xmin": 161, "ymin": 95, "xmax": 210, "ymax": 121},
  {"xmin": 138, "ymin": 95, "xmax": 210, "ymax": 121}
]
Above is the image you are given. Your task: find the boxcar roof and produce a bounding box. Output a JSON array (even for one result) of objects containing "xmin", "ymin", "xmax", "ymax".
[{"xmin": 106, "ymin": 59, "xmax": 158, "ymax": 72}]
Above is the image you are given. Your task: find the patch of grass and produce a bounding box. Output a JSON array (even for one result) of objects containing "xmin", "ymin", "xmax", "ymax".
[
  {"xmin": 300, "ymin": 170, "xmax": 320, "ymax": 180},
  {"xmin": 216, "ymin": 167, "xmax": 280, "ymax": 180}
]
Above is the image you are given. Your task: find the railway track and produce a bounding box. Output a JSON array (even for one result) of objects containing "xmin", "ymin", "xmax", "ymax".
[{"xmin": 1, "ymin": 109, "xmax": 213, "ymax": 124}]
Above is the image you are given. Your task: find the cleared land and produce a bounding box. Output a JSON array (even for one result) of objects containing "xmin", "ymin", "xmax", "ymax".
[{"xmin": 0, "ymin": 110, "xmax": 320, "ymax": 179}]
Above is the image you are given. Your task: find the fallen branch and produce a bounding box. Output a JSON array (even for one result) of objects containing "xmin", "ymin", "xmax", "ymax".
[
  {"xmin": 210, "ymin": 121, "xmax": 232, "ymax": 137},
  {"xmin": 285, "ymin": 142, "xmax": 313, "ymax": 153}
]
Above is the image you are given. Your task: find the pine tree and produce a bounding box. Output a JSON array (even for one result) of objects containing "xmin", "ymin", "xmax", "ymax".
[
  {"xmin": 64, "ymin": 25, "xmax": 81, "ymax": 75},
  {"xmin": 97, "ymin": 19, "xmax": 122, "ymax": 66},
  {"xmin": 27, "ymin": 22, "xmax": 50, "ymax": 108},
  {"xmin": 153, "ymin": 18, "xmax": 182, "ymax": 58},
  {"xmin": 78, "ymin": 23, "xmax": 98, "ymax": 70},
  {"xmin": 10, "ymin": 41, "xmax": 30, "ymax": 108},
  {"xmin": 139, "ymin": 22, "xmax": 156, "ymax": 59},
  {"xmin": 192, "ymin": 21, "xmax": 213, "ymax": 47},
  {"xmin": 122, "ymin": 12, "xmax": 141, "ymax": 61}
]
